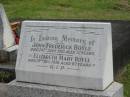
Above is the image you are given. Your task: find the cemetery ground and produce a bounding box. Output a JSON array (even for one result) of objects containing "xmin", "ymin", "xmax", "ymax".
[
  {"xmin": 0, "ymin": 0, "xmax": 130, "ymax": 97},
  {"xmin": 0, "ymin": 0, "xmax": 130, "ymax": 20},
  {"xmin": 117, "ymin": 63, "xmax": 130, "ymax": 97}
]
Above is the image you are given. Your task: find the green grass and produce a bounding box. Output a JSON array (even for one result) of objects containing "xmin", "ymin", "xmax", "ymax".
[
  {"xmin": 0, "ymin": 0, "xmax": 130, "ymax": 20},
  {"xmin": 117, "ymin": 63, "xmax": 130, "ymax": 97},
  {"xmin": 0, "ymin": 71, "xmax": 15, "ymax": 83}
]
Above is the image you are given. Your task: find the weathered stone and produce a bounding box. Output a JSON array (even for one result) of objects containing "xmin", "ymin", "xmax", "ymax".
[
  {"xmin": 8, "ymin": 80, "xmax": 123, "ymax": 97},
  {"xmin": 16, "ymin": 21, "xmax": 113, "ymax": 90},
  {"xmin": 0, "ymin": 83, "xmax": 7, "ymax": 97}
]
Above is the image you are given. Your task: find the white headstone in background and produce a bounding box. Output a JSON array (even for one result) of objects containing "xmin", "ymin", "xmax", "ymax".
[
  {"xmin": 0, "ymin": 4, "xmax": 16, "ymax": 62},
  {"xmin": 16, "ymin": 21, "xmax": 113, "ymax": 90},
  {"xmin": 0, "ymin": 4, "xmax": 15, "ymax": 49}
]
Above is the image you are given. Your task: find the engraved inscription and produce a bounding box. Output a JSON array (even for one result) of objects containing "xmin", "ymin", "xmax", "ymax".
[{"xmin": 23, "ymin": 25, "xmax": 101, "ymax": 71}]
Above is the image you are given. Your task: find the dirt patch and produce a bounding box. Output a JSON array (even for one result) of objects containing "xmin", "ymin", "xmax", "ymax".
[{"xmin": 113, "ymin": 0, "xmax": 130, "ymax": 11}]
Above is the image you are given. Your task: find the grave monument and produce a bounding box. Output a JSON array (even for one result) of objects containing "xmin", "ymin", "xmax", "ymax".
[
  {"xmin": 8, "ymin": 21, "xmax": 123, "ymax": 97},
  {"xmin": 0, "ymin": 4, "xmax": 15, "ymax": 50},
  {"xmin": 0, "ymin": 4, "xmax": 17, "ymax": 63}
]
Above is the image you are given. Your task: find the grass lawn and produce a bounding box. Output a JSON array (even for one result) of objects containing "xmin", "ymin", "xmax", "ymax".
[
  {"xmin": 117, "ymin": 63, "xmax": 130, "ymax": 97},
  {"xmin": 0, "ymin": 71, "xmax": 14, "ymax": 83},
  {"xmin": 0, "ymin": 0, "xmax": 130, "ymax": 97},
  {"xmin": 0, "ymin": 0, "xmax": 130, "ymax": 20}
]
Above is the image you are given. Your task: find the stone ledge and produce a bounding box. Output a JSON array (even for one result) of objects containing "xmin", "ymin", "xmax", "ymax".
[
  {"xmin": 0, "ymin": 83, "xmax": 7, "ymax": 97},
  {"xmin": 8, "ymin": 80, "xmax": 123, "ymax": 97}
]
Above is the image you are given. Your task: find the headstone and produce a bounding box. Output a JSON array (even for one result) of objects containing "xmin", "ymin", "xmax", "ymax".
[
  {"xmin": 0, "ymin": 4, "xmax": 15, "ymax": 49},
  {"xmin": 8, "ymin": 21, "xmax": 123, "ymax": 97},
  {"xmin": 16, "ymin": 21, "xmax": 113, "ymax": 90},
  {"xmin": 0, "ymin": 4, "xmax": 16, "ymax": 63}
]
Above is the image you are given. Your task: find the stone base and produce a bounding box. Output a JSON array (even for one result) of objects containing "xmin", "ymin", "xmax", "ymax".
[
  {"xmin": 0, "ymin": 83, "xmax": 7, "ymax": 97},
  {"xmin": 8, "ymin": 80, "xmax": 123, "ymax": 97}
]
